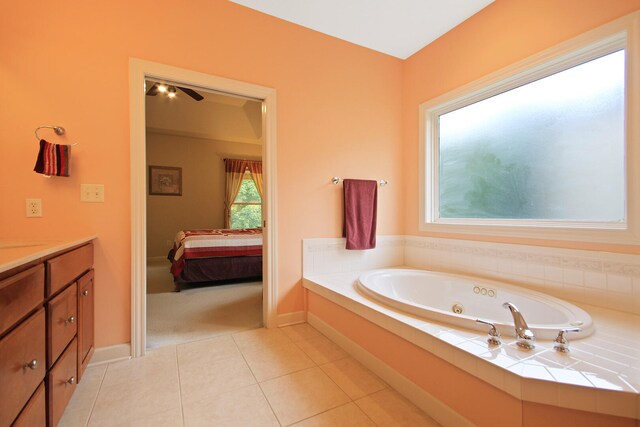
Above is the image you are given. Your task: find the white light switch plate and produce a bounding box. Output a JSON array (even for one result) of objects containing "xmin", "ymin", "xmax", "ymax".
[{"xmin": 81, "ymin": 184, "xmax": 105, "ymax": 202}]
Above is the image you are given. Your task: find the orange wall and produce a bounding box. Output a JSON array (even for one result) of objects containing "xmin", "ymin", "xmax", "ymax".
[
  {"xmin": 0, "ymin": 0, "xmax": 403, "ymax": 347},
  {"xmin": 402, "ymin": 0, "xmax": 640, "ymax": 254}
]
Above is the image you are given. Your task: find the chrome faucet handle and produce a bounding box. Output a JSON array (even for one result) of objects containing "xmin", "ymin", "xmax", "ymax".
[
  {"xmin": 475, "ymin": 319, "xmax": 501, "ymax": 346},
  {"xmin": 553, "ymin": 327, "xmax": 581, "ymax": 353},
  {"xmin": 502, "ymin": 302, "xmax": 536, "ymax": 350}
]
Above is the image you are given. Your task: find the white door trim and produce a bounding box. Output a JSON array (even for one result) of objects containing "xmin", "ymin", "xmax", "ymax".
[{"xmin": 129, "ymin": 58, "xmax": 278, "ymax": 358}]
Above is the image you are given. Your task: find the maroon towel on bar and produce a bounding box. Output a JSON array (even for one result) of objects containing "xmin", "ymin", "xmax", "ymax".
[
  {"xmin": 33, "ymin": 139, "xmax": 70, "ymax": 177},
  {"xmin": 342, "ymin": 179, "xmax": 377, "ymax": 250}
]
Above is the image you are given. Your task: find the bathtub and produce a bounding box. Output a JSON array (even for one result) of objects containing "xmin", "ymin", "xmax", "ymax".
[{"xmin": 357, "ymin": 269, "xmax": 594, "ymax": 340}]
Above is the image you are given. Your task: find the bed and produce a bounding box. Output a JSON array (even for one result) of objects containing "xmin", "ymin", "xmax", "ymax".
[{"xmin": 168, "ymin": 228, "xmax": 263, "ymax": 291}]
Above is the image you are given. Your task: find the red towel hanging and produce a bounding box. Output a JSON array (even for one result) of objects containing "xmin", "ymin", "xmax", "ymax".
[{"xmin": 342, "ymin": 179, "xmax": 377, "ymax": 250}]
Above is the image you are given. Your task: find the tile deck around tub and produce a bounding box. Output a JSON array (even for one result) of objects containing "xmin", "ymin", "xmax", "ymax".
[
  {"xmin": 59, "ymin": 325, "xmax": 441, "ymax": 427},
  {"xmin": 303, "ymin": 268, "xmax": 640, "ymax": 420}
]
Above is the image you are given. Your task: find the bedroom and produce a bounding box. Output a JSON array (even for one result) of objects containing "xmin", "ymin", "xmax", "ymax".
[{"xmin": 145, "ymin": 80, "xmax": 264, "ymax": 348}]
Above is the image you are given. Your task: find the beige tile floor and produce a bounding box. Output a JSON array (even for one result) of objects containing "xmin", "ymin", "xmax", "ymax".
[{"xmin": 59, "ymin": 324, "xmax": 441, "ymax": 426}]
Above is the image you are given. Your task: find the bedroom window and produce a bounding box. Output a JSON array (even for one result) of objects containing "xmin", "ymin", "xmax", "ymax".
[
  {"xmin": 419, "ymin": 24, "xmax": 640, "ymax": 243},
  {"xmin": 230, "ymin": 173, "xmax": 262, "ymax": 229}
]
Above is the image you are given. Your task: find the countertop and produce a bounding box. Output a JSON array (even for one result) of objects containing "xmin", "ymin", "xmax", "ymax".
[{"xmin": 0, "ymin": 237, "xmax": 97, "ymax": 274}]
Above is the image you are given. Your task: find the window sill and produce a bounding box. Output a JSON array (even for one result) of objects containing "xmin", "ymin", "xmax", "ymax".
[{"xmin": 419, "ymin": 221, "xmax": 640, "ymax": 245}]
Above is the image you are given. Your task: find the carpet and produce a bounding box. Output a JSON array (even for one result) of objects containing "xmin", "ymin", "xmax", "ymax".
[{"xmin": 146, "ymin": 257, "xmax": 263, "ymax": 349}]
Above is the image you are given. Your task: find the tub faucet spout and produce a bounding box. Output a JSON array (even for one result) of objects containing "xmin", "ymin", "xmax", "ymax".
[{"xmin": 502, "ymin": 302, "xmax": 535, "ymax": 349}]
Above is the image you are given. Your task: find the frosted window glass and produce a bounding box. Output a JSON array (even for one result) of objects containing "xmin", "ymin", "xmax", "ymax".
[{"xmin": 438, "ymin": 50, "xmax": 625, "ymax": 222}]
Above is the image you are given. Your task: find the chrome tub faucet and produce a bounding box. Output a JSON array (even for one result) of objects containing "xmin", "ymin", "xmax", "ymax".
[
  {"xmin": 502, "ymin": 302, "xmax": 536, "ymax": 349},
  {"xmin": 553, "ymin": 327, "xmax": 581, "ymax": 353}
]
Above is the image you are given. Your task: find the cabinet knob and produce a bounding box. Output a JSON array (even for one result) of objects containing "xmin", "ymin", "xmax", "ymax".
[
  {"xmin": 82, "ymin": 290, "xmax": 89, "ymax": 296},
  {"xmin": 66, "ymin": 315, "xmax": 76, "ymax": 325},
  {"xmin": 67, "ymin": 376, "xmax": 76, "ymax": 385},
  {"xmin": 25, "ymin": 359, "xmax": 38, "ymax": 370}
]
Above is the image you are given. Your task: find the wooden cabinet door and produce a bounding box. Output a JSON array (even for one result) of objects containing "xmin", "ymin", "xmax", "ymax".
[
  {"xmin": 47, "ymin": 283, "xmax": 77, "ymax": 368},
  {"xmin": 0, "ymin": 308, "xmax": 46, "ymax": 426},
  {"xmin": 77, "ymin": 269, "xmax": 94, "ymax": 381},
  {"xmin": 47, "ymin": 338, "xmax": 77, "ymax": 427},
  {"xmin": 13, "ymin": 382, "xmax": 46, "ymax": 427}
]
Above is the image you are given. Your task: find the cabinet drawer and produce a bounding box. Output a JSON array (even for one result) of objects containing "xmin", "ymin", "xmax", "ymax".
[
  {"xmin": 77, "ymin": 269, "xmax": 95, "ymax": 382},
  {"xmin": 47, "ymin": 283, "xmax": 77, "ymax": 368},
  {"xmin": 0, "ymin": 308, "xmax": 46, "ymax": 427},
  {"xmin": 47, "ymin": 338, "xmax": 77, "ymax": 427},
  {"xmin": 0, "ymin": 264, "xmax": 44, "ymax": 337},
  {"xmin": 46, "ymin": 243, "xmax": 93, "ymax": 296},
  {"xmin": 13, "ymin": 382, "xmax": 46, "ymax": 427}
]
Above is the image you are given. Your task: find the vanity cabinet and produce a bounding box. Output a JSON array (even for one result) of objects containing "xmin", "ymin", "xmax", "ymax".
[{"xmin": 0, "ymin": 241, "xmax": 94, "ymax": 427}]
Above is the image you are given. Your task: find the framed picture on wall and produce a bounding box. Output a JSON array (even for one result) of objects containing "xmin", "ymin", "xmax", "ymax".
[{"xmin": 149, "ymin": 165, "xmax": 182, "ymax": 196}]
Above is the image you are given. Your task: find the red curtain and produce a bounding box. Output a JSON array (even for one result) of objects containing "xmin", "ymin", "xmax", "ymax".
[
  {"xmin": 224, "ymin": 159, "xmax": 249, "ymax": 228},
  {"xmin": 247, "ymin": 160, "xmax": 263, "ymax": 198}
]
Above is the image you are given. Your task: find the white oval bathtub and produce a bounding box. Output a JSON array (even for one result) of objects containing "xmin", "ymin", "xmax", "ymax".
[{"xmin": 357, "ymin": 269, "xmax": 594, "ymax": 340}]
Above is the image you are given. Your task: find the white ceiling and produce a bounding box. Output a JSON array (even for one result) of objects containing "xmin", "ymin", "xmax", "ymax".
[{"xmin": 230, "ymin": 0, "xmax": 494, "ymax": 59}]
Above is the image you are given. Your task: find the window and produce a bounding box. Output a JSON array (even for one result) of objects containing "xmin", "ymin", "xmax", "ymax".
[
  {"xmin": 439, "ymin": 50, "xmax": 625, "ymax": 222},
  {"xmin": 230, "ymin": 172, "xmax": 262, "ymax": 229},
  {"xmin": 419, "ymin": 20, "xmax": 640, "ymax": 243}
]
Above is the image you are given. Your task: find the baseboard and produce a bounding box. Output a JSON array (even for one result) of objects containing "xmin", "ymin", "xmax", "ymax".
[
  {"xmin": 88, "ymin": 343, "xmax": 132, "ymax": 366},
  {"xmin": 276, "ymin": 311, "xmax": 306, "ymax": 327},
  {"xmin": 307, "ymin": 313, "xmax": 475, "ymax": 427}
]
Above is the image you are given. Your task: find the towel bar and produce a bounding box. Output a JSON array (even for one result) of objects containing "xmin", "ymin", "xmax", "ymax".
[{"xmin": 331, "ymin": 177, "xmax": 387, "ymax": 187}]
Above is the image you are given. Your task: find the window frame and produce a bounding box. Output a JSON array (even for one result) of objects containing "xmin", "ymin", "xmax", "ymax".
[
  {"xmin": 418, "ymin": 13, "xmax": 640, "ymax": 244},
  {"xmin": 230, "ymin": 171, "xmax": 262, "ymax": 229}
]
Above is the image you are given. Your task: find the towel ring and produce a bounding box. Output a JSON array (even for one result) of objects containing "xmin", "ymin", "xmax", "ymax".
[{"xmin": 34, "ymin": 126, "xmax": 78, "ymax": 146}]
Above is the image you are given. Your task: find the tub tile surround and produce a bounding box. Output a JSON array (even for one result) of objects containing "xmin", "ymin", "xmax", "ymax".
[
  {"xmin": 404, "ymin": 236, "xmax": 640, "ymax": 316},
  {"xmin": 302, "ymin": 236, "xmax": 640, "ymax": 420}
]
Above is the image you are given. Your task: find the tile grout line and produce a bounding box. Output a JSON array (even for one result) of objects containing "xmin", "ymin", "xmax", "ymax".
[
  {"xmin": 253, "ymin": 338, "xmax": 335, "ymax": 427},
  {"xmin": 173, "ymin": 345, "xmax": 187, "ymax": 427},
  {"xmin": 247, "ymin": 328, "xmax": 356, "ymax": 425},
  {"xmin": 237, "ymin": 331, "xmax": 324, "ymax": 383},
  {"xmin": 234, "ymin": 331, "xmax": 284, "ymax": 426},
  {"xmin": 304, "ymin": 324, "xmax": 428, "ymax": 426},
  {"xmin": 315, "ymin": 354, "xmax": 386, "ymax": 426},
  {"xmin": 289, "ymin": 331, "xmax": 385, "ymax": 426},
  {"xmin": 177, "ymin": 334, "xmax": 264, "ymax": 423},
  {"xmin": 83, "ymin": 363, "xmax": 109, "ymax": 426}
]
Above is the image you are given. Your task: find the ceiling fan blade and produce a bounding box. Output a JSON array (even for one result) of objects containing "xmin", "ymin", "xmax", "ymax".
[
  {"xmin": 146, "ymin": 83, "xmax": 159, "ymax": 96},
  {"xmin": 177, "ymin": 86, "xmax": 204, "ymax": 101}
]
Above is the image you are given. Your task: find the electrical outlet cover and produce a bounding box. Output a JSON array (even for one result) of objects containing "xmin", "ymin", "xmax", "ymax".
[{"xmin": 26, "ymin": 198, "xmax": 42, "ymax": 217}]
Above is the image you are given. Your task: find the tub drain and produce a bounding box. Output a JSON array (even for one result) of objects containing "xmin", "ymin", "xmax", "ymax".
[{"xmin": 452, "ymin": 303, "xmax": 464, "ymax": 314}]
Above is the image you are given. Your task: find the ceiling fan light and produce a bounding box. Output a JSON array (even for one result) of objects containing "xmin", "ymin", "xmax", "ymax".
[
  {"xmin": 167, "ymin": 91, "xmax": 176, "ymax": 98},
  {"xmin": 157, "ymin": 84, "xmax": 168, "ymax": 93}
]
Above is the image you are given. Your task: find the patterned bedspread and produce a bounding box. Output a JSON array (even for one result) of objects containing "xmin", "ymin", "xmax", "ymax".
[{"xmin": 170, "ymin": 228, "xmax": 262, "ymax": 277}]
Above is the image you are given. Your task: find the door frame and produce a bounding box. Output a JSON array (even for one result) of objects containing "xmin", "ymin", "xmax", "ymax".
[{"xmin": 129, "ymin": 58, "xmax": 278, "ymax": 358}]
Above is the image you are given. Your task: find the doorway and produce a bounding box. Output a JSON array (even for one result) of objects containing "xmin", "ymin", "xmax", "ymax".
[
  {"xmin": 129, "ymin": 59, "xmax": 277, "ymax": 358},
  {"xmin": 145, "ymin": 80, "xmax": 265, "ymax": 348}
]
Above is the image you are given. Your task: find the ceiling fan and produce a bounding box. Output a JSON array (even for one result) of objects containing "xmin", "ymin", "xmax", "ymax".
[{"xmin": 146, "ymin": 82, "xmax": 204, "ymax": 101}]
